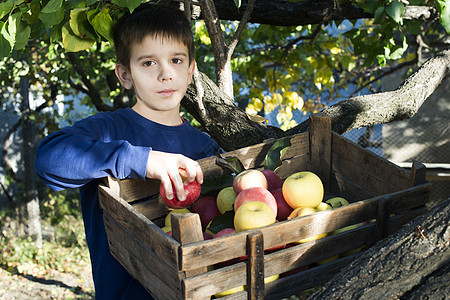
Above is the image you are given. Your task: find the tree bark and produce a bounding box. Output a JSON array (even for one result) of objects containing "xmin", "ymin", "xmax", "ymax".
[
  {"xmin": 20, "ymin": 77, "xmax": 42, "ymax": 249},
  {"xmin": 183, "ymin": 49, "xmax": 450, "ymax": 151},
  {"xmin": 308, "ymin": 198, "xmax": 450, "ymax": 300},
  {"xmin": 165, "ymin": 0, "xmax": 436, "ymax": 26}
]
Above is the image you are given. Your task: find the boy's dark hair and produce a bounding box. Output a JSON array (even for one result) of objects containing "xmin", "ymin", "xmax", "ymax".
[{"xmin": 113, "ymin": 4, "xmax": 195, "ymax": 69}]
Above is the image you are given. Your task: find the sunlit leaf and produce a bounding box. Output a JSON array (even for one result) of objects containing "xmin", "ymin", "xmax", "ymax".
[
  {"xmin": 0, "ymin": 22, "xmax": 12, "ymax": 58},
  {"xmin": 386, "ymin": 1, "xmax": 405, "ymax": 24},
  {"xmin": 90, "ymin": 8, "xmax": 114, "ymax": 44},
  {"xmin": 264, "ymin": 137, "xmax": 291, "ymax": 171},
  {"xmin": 436, "ymin": 0, "xmax": 450, "ymax": 33},
  {"xmin": 62, "ymin": 23, "xmax": 95, "ymax": 52},
  {"xmin": 111, "ymin": 0, "xmax": 141, "ymax": 13},
  {"xmin": 0, "ymin": 1, "xmax": 14, "ymax": 20},
  {"xmin": 40, "ymin": 0, "xmax": 63, "ymax": 14},
  {"xmin": 38, "ymin": 6, "xmax": 64, "ymax": 29},
  {"xmin": 215, "ymin": 154, "xmax": 245, "ymax": 174}
]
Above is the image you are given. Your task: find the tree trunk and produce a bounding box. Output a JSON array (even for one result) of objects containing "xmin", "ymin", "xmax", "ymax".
[
  {"xmin": 182, "ymin": 49, "xmax": 450, "ymax": 151},
  {"xmin": 20, "ymin": 77, "xmax": 42, "ymax": 249},
  {"xmin": 308, "ymin": 198, "xmax": 450, "ymax": 299}
]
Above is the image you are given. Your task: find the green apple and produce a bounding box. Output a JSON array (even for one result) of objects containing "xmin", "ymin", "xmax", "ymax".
[
  {"xmin": 234, "ymin": 201, "xmax": 276, "ymax": 232},
  {"xmin": 216, "ymin": 186, "xmax": 237, "ymax": 214},
  {"xmin": 315, "ymin": 202, "xmax": 332, "ymax": 211},
  {"xmin": 325, "ymin": 197, "xmax": 349, "ymax": 208},
  {"xmin": 164, "ymin": 208, "xmax": 190, "ymax": 227},
  {"xmin": 282, "ymin": 171, "xmax": 324, "ymax": 209}
]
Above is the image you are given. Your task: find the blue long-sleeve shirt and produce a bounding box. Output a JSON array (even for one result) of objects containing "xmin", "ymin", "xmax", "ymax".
[{"xmin": 35, "ymin": 107, "xmax": 220, "ymax": 299}]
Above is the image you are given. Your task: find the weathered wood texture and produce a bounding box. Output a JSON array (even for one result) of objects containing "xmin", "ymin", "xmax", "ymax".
[
  {"xmin": 98, "ymin": 115, "xmax": 432, "ymax": 299},
  {"xmin": 308, "ymin": 198, "xmax": 450, "ymax": 300}
]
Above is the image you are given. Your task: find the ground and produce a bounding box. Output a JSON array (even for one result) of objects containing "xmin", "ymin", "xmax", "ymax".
[{"xmin": 0, "ymin": 263, "xmax": 94, "ymax": 299}]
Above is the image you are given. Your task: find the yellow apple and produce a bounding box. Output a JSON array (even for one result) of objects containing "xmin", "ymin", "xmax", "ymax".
[
  {"xmin": 325, "ymin": 197, "xmax": 349, "ymax": 208},
  {"xmin": 164, "ymin": 208, "xmax": 190, "ymax": 227},
  {"xmin": 282, "ymin": 171, "xmax": 324, "ymax": 209},
  {"xmin": 214, "ymin": 285, "xmax": 245, "ymax": 297},
  {"xmin": 161, "ymin": 226, "xmax": 172, "ymax": 233},
  {"xmin": 288, "ymin": 207, "xmax": 327, "ymax": 243},
  {"xmin": 234, "ymin": 201, "xmax": 276, "ymax": 232},
  {"xmin": 216, "ymin": 186, "xmax": 237, "ymax": 214},
  {"xmin": 264, "ymin": 274, "xmax": 279, "ymax": 283},
  {"xmin": 315, "ymin": 202, "xmax": 332, "ymax": 211}
]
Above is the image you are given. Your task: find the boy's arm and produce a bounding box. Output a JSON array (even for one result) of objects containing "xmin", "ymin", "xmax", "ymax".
[{"xmin": 35, "ymin": 119, "xmax": 150, "ymax": 191}]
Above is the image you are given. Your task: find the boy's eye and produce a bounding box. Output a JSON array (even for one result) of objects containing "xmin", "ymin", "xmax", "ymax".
[
  {"xmin": 143, "ymin": 60, "xmax": 155, "ymax": 67},
  {"xmin": 172, "ymin": 58, "xmax": 183, "ymax": 64}
]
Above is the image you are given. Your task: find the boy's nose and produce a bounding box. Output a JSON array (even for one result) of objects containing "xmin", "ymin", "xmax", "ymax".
[{"xmin": 158, "ymin": 66, "xmax": 173, "ymax": 82}]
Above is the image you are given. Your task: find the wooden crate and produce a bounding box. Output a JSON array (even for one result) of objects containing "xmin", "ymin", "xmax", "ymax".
[{"xmin": 98, "ymin": 114, "xmax": 431, "ymax": 299}]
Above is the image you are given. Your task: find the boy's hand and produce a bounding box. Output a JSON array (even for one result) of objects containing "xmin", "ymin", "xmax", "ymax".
[{"xmin": 146, "ymin": 150, "xmax": 203, "ymax": 202}]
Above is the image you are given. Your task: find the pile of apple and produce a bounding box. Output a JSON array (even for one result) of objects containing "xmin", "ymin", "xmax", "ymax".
[
  {"xmin": 159, "ymin": 169, "xmax": 355, "ymax": 297},
  {"xmin": 160, "ymin": 168, "xmax": 351, "ymax": 243}
]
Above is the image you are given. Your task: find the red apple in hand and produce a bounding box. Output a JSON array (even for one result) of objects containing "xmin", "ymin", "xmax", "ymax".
[
  {"xmin": 159, "ymin": 171, "xmax": 201, "ymax": 209},
  {"xmin": 190, "ymin": 196, "xmax": 221, "ymax": 231},
  {"xmin": 271, "ymin": 188, "xmax": 293, "ymax": 221},
  {"xmin": 261, "ymin": 169, "xmax": 283, "ymax": 192}
]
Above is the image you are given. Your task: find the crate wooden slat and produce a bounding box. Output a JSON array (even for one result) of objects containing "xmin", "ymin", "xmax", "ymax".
[{"xmin": 98, "ymin": 114, "xmax": 431, "ymax": 299}]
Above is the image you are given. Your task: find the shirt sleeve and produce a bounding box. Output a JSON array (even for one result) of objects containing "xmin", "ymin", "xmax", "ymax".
[{"xmin": 35, "ymin": 116, "xmax": 150, "ymax": 191}]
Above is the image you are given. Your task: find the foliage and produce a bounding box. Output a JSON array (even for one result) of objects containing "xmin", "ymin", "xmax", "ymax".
[{"xmin": 0, "ymin": 0, "xmax": 448, "ymax": 130}]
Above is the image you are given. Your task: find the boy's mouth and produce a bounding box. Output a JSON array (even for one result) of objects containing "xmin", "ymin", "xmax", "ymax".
[{"xmin": 158, "ymin": 89, "xmax": 176, "ymax": 97}]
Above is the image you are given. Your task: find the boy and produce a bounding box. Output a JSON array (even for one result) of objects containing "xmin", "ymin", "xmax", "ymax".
[{"xmin": 35, "ymin": 4, "xmax": 220, "ymax": 299}]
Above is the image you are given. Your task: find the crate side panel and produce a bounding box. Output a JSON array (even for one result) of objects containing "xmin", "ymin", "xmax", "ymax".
[
  {"xmin": 132, "ymin": 197, "xmax": 168, "ymax": 220},
  {"xmin": 103, "ymin": 212, "xmax": 183, "ymax": 292},
  {"xmin": 180, "ymin": 200, "xmax": 379, "ymax": 271},
  {"xmin": 332, "ymin": 133, "xmax": 411, "ymax": 190},
  {"xmin": 276, "ymin": 154, "xmax": 309, "ymax": 180},
  {"xmin": 330, "ymin": 171, "xmax": 375, "ymax": 202},
  {"xmin": 98, "ymin": 185, "xmax": 179, "ymax": 270}
]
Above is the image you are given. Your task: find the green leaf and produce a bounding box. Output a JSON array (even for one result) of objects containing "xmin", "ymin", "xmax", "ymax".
[
  {"xmin": 201, "ymin": 174, "xmax": 235, "ymax": 195},
  {"xmin": 12, "ymin": 15, "xmax": 30, "ymax": 49},
  {"xmin": 62, "ymin": 23, "xmax": 95, "ymax": 52},
  {"xmin": 207, "ymin": 210, "xmax": 235, "ymax": 234},
  {"xmin": 0, "ymin": 22, "xmax": 12, "ymax": 58},
  {"xmin": 40, "ymin": 0, "xmax": 64, "ymax": 14},
  {"xmin": 38, "ymin": 6, "xmax": 64, "ymax": 29},
  {"xmin": 233, "ymin": 0, "xmax": 241, "ymax": 9},
  {"xmin": 264, "ymin": 137, "xmax": 291, "ymax": 171},
  {"xmin": 111, "ymin": 0, "xmax": 141, "ymax": 13},
  {"xmin": 386, "ymin": 1, "xmax": 405, "ymax": 24},
  {"xmin": 215, "ymin": 154, "xmax": 245, "ymax": 174},
  {"xmin": 0, "ymin": 1, "xmax": 14, "ymax": 20},
  {"xmin": 436, "ymin": 0, "xmax": 450, "ymax": 33},
  {"xmin": 90, "ymin": 8, "xmax": 114, "ymax": 44}
]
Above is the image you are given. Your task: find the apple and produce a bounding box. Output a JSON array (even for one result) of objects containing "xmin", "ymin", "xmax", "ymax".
[
  {"xmin": 214, "ymin": 285, "xmax": 245, "ymax": 298},
  {"xmin": 282, "ymin": 171, "xmax": 324, "ymax": 209},
  {"xmin": 234, "ymin": 201, "xmax": 276, "ymax": 232},
  {"xmin": 288, "ymin": 207, "xmax": 327, "ymax": 243},
  {"xmin": 315, "ymin": 202, "xmax": 332, "ymax": 211},
  {"xmin": 271, "ymin": 188, "xmax": 293, "ymax": 221},
  {"xmin": 234, "ymin": 187, "xmax": 278, "ymax": 217},
  {"xmin": 164, "ymin": 208, "xmax": 190, "ymax": 227},
  {"xmin": 214, "ymin": 227, "xmax": 237, "ymax": 238},
  {"xmin": 317, "ymin": 255, "xmax": 340, "ymax": 265},
  {"xmin": 261, "ymin": 169, "xmax": 283, "ymax": 192},
  {"xmin": 233, "ymin": 169, "xmax": 268, "ymax": 195},
  {"xmin": 159, "ymin": 174, "xmax": 201, "ymax": 209},
  {"xmin": 190, "ymin": 196, "xmax": 221, "ymax": 231},
  {"xmin": 325, "ymin": 197, "xmax": 349, "ymax": 208},
  {"xmin": 216, "ymin": 186, "xmax": 237, "ymax": 214}
]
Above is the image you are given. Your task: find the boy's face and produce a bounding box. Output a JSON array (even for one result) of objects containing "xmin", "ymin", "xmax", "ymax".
[{"xmin": 116, "ymin": 35, "xmax": 195, "ymax": 124}]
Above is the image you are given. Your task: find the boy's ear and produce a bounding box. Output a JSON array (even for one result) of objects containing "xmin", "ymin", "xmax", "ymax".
[
  {"xmin": 188, "ymin": 60, "xmax": 196, "ymax": 85},
  {"xmin": 115, "ymin": 64, "xmax": 133, "ymax": 90}
]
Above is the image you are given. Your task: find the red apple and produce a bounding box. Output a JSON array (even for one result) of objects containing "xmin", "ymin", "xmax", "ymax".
[
  {"xmin": 261, "ymin": 169, "xmax": 283, "ymax": 192},
  {"xmin": 159, "ymin": 178, "xmax": 201, "ymax": 209},
  {"xmin": 214, "ymin": 227, "xmax": 236, "ymax": 238},
  {"xmin": 271, "ymin": 188, "xmax": 293, "ymax": 221},
  {"xmin": 234, "ymin": 187, "xmax": 277, "ymax": 217},
  {"xmin": 190, "ymin": 196, "xmax": 221, "ymax": 231},
  {"xmin": 233, "ymin": 169, "xmax": 268, "ymax": 195}
]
